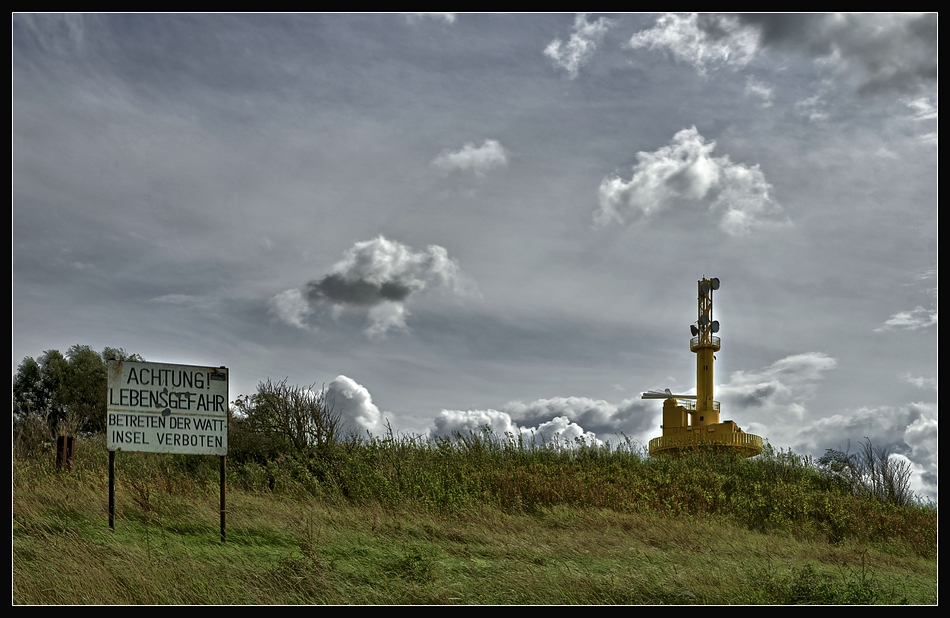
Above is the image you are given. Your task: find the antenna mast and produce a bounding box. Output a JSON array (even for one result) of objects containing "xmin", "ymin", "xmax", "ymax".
[{"xmin": 642, "ymin": 277, "xmax": 762, "ymax": 457}]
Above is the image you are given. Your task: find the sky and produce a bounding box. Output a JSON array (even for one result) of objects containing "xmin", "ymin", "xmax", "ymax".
[{"xmin": 13, "ymin": 14, "xmax": 937, "ymax": 499}]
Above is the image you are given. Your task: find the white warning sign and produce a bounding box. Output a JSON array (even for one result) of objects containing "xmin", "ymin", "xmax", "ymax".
[{"xmin": 107, "ymin": 360, "xmax": 228, "ymax": 455}]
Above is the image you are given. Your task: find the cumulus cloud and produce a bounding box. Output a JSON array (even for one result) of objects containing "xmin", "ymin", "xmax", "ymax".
[
  {"xmin": 595, "ymin": 127, "xmax": 789, "ymax": 235},
  {"xmin": 544, "ymin": 13, "xmax": 614, "ymax": 79},
  {"xmin": 269, "ymin": 236, "xmax": 474, "ymax": 337},
  {"xmin": 327, "ymin": 375, "xmax": 389, "ymax": 435},
  {"xmin": 432, "ymin": 408, "xmax": 522, "ymax": 439},
  {"xmin": 627, "ymin": 13, "xmax": 759, "ymax": 74},
  {"xmin": 628, "ymin": 14, "xmax": 936, "ymax": 96},
  {"xmin": 431, "ymin": 139, "xmax": 508, "ymax": 176},
  {"xmin": 431, "ymin": 395, "xmax": 658, "ymax": 448},
  {"xmin": 874, "ymin": 306, "xmax": 937, "ymax": 331},
  {"xmin": 432, "ymin": 408, "xmax": 602, "ymax": 447},
  {"xmin": 503, "ymin": 396, "xmax": 655, "ymax": 439}
]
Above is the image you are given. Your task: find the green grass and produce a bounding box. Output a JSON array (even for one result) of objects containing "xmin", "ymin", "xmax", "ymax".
[{"xmin": 13, "ymin": 434, "xmax": 937, "ymax": 604}]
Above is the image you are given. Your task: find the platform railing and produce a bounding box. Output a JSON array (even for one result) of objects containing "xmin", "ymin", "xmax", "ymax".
[
  {"xmin": 649, "ymin": 431, "xmax": 763, "ymax": 457},
  {"xmin": 674, "ymin": 399, "xmax": 720, "ymax": 414},
  {"xmin": 689, "ymin": 335, "xmax": 721, "ymax": 351}
]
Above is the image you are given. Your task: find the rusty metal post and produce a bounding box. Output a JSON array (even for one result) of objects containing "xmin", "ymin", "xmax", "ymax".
[
  {"xmin": 56, "ymin": 435, "xmax": 74, "ymax": 471},
  {"xmin": 220, "ymin": 455, "xmax": 226, "ymax": 543},
  {"xmin": 109, "ymin": 450, "xmax": 116, "ymax": 530}
]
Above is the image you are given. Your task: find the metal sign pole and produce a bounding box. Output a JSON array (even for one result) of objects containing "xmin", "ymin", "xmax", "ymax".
[
  {"xmin": 220, "ymin": 455, "xmax": 227, "ymax": 543},
  {"xmin": 109, "ymin": 450, "xmax": 116, "ymax": 530}
]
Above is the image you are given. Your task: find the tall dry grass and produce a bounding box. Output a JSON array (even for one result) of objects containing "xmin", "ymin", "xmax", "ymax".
[{"xmin": 14, "ymin": 431, "xmax": 936, "ymax": 604}]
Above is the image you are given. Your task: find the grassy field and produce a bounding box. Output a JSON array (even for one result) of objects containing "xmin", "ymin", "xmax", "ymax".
[{"xmin": 13, "ymin": 434, "xmax": 937, "ymax": 604}]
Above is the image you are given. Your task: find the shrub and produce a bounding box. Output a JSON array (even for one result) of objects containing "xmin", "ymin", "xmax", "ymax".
[
  {"xmin": 818, "ymin": 438, "xmax": 914, "ymax": 507},
  {"xmin": 229, "ymin": 379, "xmax": 341, "ymax": 464}
]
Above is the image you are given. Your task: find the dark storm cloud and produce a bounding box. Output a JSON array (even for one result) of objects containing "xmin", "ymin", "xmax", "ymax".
[
  {"xmin": 728, "ymin": 384, "xmax": 778, "ymax": 408},
  {"xmin": 630, "ymin": 13, "xmax": 936, "ymax": 96},
  {"xmin": 715, "ymin": 14, "xmax": 938, "ymax": 94},
  {"xmin": 270, "ymin": 236, "xmax": 473, "ymax": 337},
  {"xmin": 307, "ymin": 274, "xmax": 414, "ymax": 307}
]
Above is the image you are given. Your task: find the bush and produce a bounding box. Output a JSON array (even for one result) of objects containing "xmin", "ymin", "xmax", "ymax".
[
  {"xmin": 818, "ymin": 438, "xmax": 914, "ymax": 507},
  {"xmin": 229, "ymin": 379, "xmax": 341, "ymax": 464}
]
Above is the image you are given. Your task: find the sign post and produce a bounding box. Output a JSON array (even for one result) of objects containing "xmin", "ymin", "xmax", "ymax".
[{"xmin": 106, "ymin": 360, "xmax": 229, "ymax": 540}]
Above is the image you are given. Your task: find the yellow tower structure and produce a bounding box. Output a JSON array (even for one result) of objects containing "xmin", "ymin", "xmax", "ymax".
[{"xmin": 644, "ymin": 277, "xmax": 763, "ymax": 457}]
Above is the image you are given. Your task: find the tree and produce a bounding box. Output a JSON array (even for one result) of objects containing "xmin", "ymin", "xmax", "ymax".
[
  {"xmin": 12, "ymin": 345, "xmax": 144, "ymax": 436},
  {"xmin": 12, "ymin": 349, "xmax": 70, "ymax": 427},
  {"xmin": 856, "ymin": 437, "xmax": 914, "ymax": 507},
  {"xmin": 818, "ymin": 438, "xmax": 914, "ymax": 507},
  {"xmin": 230, "ymin": 379, "xmax": 341, "ymax": 462},
  {"xmin": 12, "ymin": 356, "xmax": 44, "ymax": 418},
  {"xmin": 101, "ymin": 347, "xmax": 145, "ymax": 363}
]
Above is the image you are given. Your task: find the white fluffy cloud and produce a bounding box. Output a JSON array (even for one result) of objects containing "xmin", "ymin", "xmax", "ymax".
[
  {"xmin": 432, "ymin": 408, "xmax": 521, "ymax": 439},
  {"xmin": 431, "ymin": 395, "xmax": 658, "ymax": 448},
  {"xmin": 875, "ymin": 306, "xmax": 937, "ymax": 331},
  {"xmin": 432, "ymin": 139, "xmax": 508, "ymax": 176},
  {"xmin": 595, "ymin": 127, "xmax": 788, "ymax": 235},
  {"xmin": 327, "ymin": 375, "xmax": 388, "ymax": 435},
  {"xmin": 432, "ymin": 408, "xmax": 601, "ymax": 447},
  {"xmin": 627, "ymin": 13, "xmax": 759, "ymax": 74},
  {"xmin": 270, "ymin": 236, "xmax": 473, "ymax": 337},
  {"xmin": 544, "ymin": 13, "xmax": 613, "ymax": 79},
  {"xmin": 502, "ymin": 396, "xmax": 655, "ymax": 439}
]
